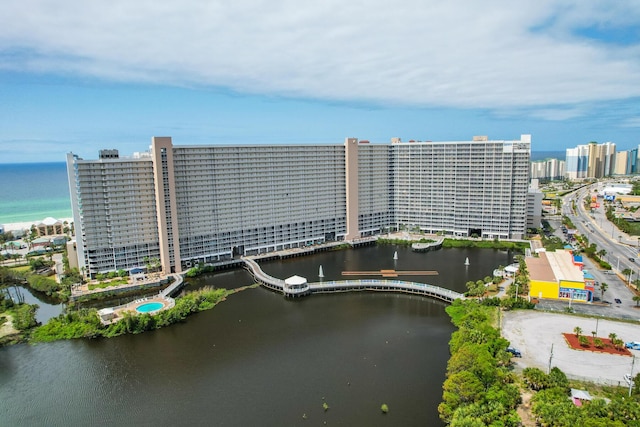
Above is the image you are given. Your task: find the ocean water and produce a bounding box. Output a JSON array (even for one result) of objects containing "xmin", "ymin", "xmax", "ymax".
[
  {"xmin": 0, "ymin": 162, "xmax": 72, "ymax": 225},
  {"xmin": 531, "ymin": 151, "xmax": 565, "ymax": 162}
]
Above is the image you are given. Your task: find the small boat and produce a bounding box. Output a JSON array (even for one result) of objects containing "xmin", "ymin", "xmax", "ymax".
[
  {"xmin": 319, "ymin": 265, "xmax": 324, "ymax": 278},
  {"xmin": 393, "ymin": 251, "xmax": 398, "ymax": 260},
  {"xmin": 464, "ymin": 257, "xmax": 470, "ymax": 266}
]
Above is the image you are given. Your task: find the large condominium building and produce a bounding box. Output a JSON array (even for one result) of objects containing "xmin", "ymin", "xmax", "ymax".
[
  {"xmin": 530, "ymin": 158, "xmax": 565, "ymax": 181},
  {"xmin": 67, "ymin": 135, "xmax": 531, "ymax": 277},
  {"xmin": 565, "ymin": 141, "xmax": 616, "ymax": 180}
]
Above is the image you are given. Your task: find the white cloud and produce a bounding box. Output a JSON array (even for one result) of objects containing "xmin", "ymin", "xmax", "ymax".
[
  {"xmin": 1, "ymin": 0, "xmax": 640, "ymax": 112},
  {"xmin": 622, "ymin": 117, "xmax": 640, "ymax": 128}
]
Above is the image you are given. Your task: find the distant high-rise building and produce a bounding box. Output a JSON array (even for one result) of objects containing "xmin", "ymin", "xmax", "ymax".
[
  {"xmin": 530, "ymin": 158, "xmax": 565, "ymax": 180},
  {"xmin": 613, "ymin": 151, "xmax": 629, "ymax": 175},
  {"xmin": 67, "ymin": 135, "xmax": 531, "ymax": 277},
  {"xmin": 566, "ymin": 142, "xmax": 616, "ymax": 179},
  {"xmin": 630, "ymin": 148, "xmax": 639, "ymax": 174}
]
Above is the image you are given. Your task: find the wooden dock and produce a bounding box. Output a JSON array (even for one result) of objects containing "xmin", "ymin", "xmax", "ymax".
[
  {"xmin": 342, "ymin": 269, "xmax": 439, "ymax": 278},
  {"xmin": 242, "ymin": 256, "xmax": 462, "ymax": 302}
]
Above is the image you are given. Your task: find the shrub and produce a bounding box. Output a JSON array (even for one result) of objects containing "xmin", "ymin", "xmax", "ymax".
[
  {"xmin": 27, "ymin": 275, "xmax": 63, "ymax": 296},
  {"xmin": 10, "ymin": 303, "xmax": 39, "ymax": 330}
]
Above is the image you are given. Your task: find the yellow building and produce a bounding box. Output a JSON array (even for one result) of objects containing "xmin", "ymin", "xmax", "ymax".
[{"xmin": 526, "ymin": 250, "xmax": 593, "ymax": 302}]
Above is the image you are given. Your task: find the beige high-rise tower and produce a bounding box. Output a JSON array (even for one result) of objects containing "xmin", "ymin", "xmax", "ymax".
[
  {"xmin": 151, "ymin": 137, "xmax": 182, "ymax": 274},
  {"xmin": 344, "ymin": 137, "xmax": 360, "ymax": 240}
]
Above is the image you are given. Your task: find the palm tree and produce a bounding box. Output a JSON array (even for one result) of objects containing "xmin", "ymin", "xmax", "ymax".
[
  {"xmin": 623, "ymin": 269, "xmax": 632, "ymax": 283},
  {"xmin": 600, "ymin": 282, "xmax": 608, "ymax": 300},
  {"xmin": 608, "ymin": 332, "xmax": 618, "ymax": 345},
  {"xmin": 597, "ymin": 249, "xmax": 606, "ymax": 259},
  {"xmin": 574, "ymin": 326, "xmax": 582, "ymax": 338},
  {"xmin": 613, "ymin": 338, "xmax": 624, "ymax": 351},
  {"xmin": 633, "ymin": 295, "xmax": 640, "ymax": 307}
]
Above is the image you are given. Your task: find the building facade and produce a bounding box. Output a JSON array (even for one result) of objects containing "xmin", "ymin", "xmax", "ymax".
[
  {"xmin": 565, "ymin": 141, "xmax": 619, "ymax": 180},
  {"xmin": 67, "ymin": 135, "xmax": 531, "ymax": 277},
  {"xmin": 565, "ymin": 145, "xmax": 590, "ymax": 180},
  {"xmin": 526, "ymin": 250, "xmax": 593, "ymax": 303},
  {"xmin": 530, "ymin": 158, "xmax": 565, "ymax": 181}
]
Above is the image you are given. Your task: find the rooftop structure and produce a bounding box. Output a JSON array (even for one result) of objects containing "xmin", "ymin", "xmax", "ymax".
[{"xmin": 526, "ymin": 250, "xmax": 593, "ymax": 302}]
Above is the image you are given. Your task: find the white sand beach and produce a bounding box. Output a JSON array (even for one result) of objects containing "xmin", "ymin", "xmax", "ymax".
[{"xmin": 1, "ymin": 218, "xmax": 73, "ymax": 233}]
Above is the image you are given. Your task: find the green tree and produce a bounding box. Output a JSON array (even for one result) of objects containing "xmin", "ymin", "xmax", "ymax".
[
  {"xmin": 600, "ymin": 282, "xmax": 608, "ymax": 300},
  {"xmin": 574, "ymin": 326, "xmax": 582, "ymax": 337},
  {"xmin": 523, "ymin": 367, "xmax": 549, "ymax": 391},
  {"xmin": 476, "ymin": 280, "xmax": 486, "ymax": 297},
  {"xmin": 613, "ymin": 338, "xmax": 624, "ymax": 350},
  {"xmin": 633, "ymin": 295, "xmax": 640, "ymax": 307},
  {"xmin": 548, "ymin": 367, "xmax": 569, "ymax": 391},
  {"xmin": 608, "ymin": 332, "xmax": 618, "ymax": 348},
  {"xmin": 439, "ymin": 370, "xmax": 485, "ymax": 422}
]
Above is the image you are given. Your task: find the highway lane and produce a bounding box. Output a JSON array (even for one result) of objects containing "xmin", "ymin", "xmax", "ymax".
[{"xmin": 556, "ymin": 185, "xmax": 639, "ymax": 317}]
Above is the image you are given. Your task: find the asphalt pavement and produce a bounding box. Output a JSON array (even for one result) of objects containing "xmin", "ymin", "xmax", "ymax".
[{"xmin": 502, "ymin": 310, "xmax": 639, "ymax": 386}]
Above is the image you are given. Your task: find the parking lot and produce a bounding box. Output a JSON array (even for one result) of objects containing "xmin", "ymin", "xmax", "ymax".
[{"xmin": 502, "ymin": 310, "xmax": 639, "ymax": 386}]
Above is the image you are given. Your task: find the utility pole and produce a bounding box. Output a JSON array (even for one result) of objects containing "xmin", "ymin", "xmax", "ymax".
[
  {"xmin": 548, "ymin": 343, "xmax": 554, "ymax": 374},
  {"xmin": 629, "ymin": 356, "xmax": 636, "ymax": 397}
]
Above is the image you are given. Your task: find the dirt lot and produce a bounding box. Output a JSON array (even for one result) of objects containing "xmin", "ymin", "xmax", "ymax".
[
  {"xmin": 501, "ymin": 310, "xmax": 639, "ymax": 386},
  {"xmin": 0, "ymin": 313, "xmax": 18, "ymax": 339}
]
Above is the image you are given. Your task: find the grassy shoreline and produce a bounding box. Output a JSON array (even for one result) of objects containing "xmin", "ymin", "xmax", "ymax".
[{"xmin": 1, "ymin": 285, "xmax": 257, "ymax": 345}]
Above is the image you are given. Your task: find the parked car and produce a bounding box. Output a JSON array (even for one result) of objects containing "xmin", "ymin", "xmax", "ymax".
[
  {"xmin": 625, "ymin": 342, "xmax": 640, "ymax": 350},
  {"xmin": 506, "ymin": 347, "xmax": 522, "ymax": 357},
  {"xmin": 615, "ymin": 298, "xmax": 622, "ymax": 304},
  {"xmin": 629, "ymin": 258, "xmax": 636, "ymax": 263}
]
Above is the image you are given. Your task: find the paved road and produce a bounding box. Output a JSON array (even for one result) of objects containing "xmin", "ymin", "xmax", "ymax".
[{"xmin": 546, "ymin": 215, "xmax": 640, "ymax": 321}]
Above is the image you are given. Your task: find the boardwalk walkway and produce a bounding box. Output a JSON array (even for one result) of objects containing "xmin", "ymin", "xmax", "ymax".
[
  {"xmin": 242, "ymin": 256, "xmax": 464, "ymax": 303},
  {"xmin": 160, "ymin": 274, "xmax": 184, "ymax": 297}
]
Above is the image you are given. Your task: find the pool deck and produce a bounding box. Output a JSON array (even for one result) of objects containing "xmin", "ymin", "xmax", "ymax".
[
  {"xmin": 97, "ymin": 295, "xmax": 175, "ymax": 325},
  {"xmin": 71, "ymin": 273, "xmax": 172, "ymax": 301}
]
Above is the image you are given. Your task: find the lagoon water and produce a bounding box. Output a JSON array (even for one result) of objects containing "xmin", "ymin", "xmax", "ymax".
[{"xmin": 0, "ymin": 245, "xmax": 514, "ymax": 426}]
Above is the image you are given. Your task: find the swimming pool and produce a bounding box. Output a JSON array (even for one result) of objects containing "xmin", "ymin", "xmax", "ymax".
[{"xmin": 136, "ymin": 302, "xmax": 164, "ymax": 313}]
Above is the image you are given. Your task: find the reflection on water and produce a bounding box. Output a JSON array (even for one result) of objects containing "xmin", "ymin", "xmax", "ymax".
[
  {"xmin": 4, "ymin": 285, "xmax": 64, "ymax": 324},
  {"xmin": 0, "ymin": 245, "xmax": 515, "ymax": 426}
]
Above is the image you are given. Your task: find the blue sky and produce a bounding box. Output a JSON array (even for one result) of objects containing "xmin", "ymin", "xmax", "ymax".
[{"xmin": 1, "ymin": 1, "xmax": 639, "ymax": 163}]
